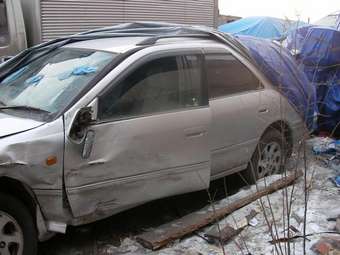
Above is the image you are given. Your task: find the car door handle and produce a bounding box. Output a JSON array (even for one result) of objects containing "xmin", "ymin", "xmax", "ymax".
[
  {"xmin": 259, "ymin": 108, "xmax": 269, "ymax": 113},
  {"xmin": 185, "ymin": 131, "xmax": 206, "ymax": 138}
]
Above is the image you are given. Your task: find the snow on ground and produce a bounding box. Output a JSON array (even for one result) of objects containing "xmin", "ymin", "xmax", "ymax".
[
  {"xmin": 39, "ymin": 138, "xmax": 340, "ymax": 255},
  {"xmin": 109, "ymin": 138, "xmax": 340, "ymax": 255}
]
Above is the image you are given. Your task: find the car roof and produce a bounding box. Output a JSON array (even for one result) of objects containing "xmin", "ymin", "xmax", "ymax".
[
  {"xmin": 63, "ymin": 36, "xmax": 221, "ymax": 53},
  {"xmin": 63, "ymin": 37, "xmax": 148, "ymax": 53}
]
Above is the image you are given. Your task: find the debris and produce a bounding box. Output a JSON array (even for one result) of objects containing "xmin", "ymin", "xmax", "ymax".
[
  {"xmin": 312, "ymin": 137, "xmax": 338, "ymax": 155},
  {"xmin": 245, "ymin": 209, "xmax": 259, "ymax": 223},
  {"xmin": 204, "ymin": 224, "xmax": 243, "ymax": 244},
  {"xmin": 329, "ymin": 159, "xmax": 340, "ymax": 173},
  {"xmin": 289, "ymin": 225, "xmax": 301, "ymax": 234},
  {"xmin": 136, "ymin": 171, "xmax": 302, "ymax": 250},
  {"xmin": 203, "ymin": 209, "xmax": 259, "ymax": 244},
  {"xmin": 330, "ymin": 176, "xmax": 340, "ymax": 188},
  {"xmin": 269, "ymin": 236, "xmax": 304, "ymax": 244},
  {"xmin": 248, "ymin": 218, "xmax": 258, "ymax": 227},
  {"xmin": 311, "ymin": 237, "xmax": 340, "ymax": 255},
  {"xmin": 312, "ymin": 240, "xmax": 332, "ymax": 255},
  {"xmin": 271, "ymin": 225, "xmax": 311, "ymax": 244}
]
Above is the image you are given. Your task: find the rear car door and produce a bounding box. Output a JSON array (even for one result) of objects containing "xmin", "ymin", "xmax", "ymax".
[
  {"xmin": 204, "ymin": 51, "xmax": 264, "ymax": 178},
  {"xmin": 64, "ymin": 52, "xmax": 211, "ymax": 218}
]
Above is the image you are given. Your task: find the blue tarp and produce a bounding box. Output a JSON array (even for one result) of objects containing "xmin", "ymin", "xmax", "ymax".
[
  {"xmin": 219, "ymin": 16, "xmax": 305, "ymax": 40},
  {"xmin": 236, "ymin": 35, "xmax": 317, "ymax": 129},
  {"xmin": 286, "ymin": 26, "xmax": 340, "ymax": 134}
]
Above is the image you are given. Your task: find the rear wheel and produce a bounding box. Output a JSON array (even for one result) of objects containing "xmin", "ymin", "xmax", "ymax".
[
  {"xmin": 0, "ymin": 193, "xmax": 37, "ymax": 255},
  {"xmin": 244, "ymin": 129, "xmax": 288, "ymax": 184}
]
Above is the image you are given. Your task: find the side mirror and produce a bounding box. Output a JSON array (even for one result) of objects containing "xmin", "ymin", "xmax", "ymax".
[{"xmin": 70, "ymin": 107, "xmax": 93, "ymax": 140}]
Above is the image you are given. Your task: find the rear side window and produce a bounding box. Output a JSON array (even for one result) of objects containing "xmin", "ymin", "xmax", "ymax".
[
  {"xmin": 99, "ymin": 55, "xmax": 205, "ymax": 120},
  {"xmin": 205, "ymin": 54, "xmax": 260, "ymax": 99},
  {"xmin": 0, "ymin": 0, "xmax": 10, "ymax": 47}
]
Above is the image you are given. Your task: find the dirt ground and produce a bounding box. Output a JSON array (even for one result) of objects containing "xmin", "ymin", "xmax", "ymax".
[{"xmin": 38, "ymin": 138, "xmax": 340, "ymax": 255}]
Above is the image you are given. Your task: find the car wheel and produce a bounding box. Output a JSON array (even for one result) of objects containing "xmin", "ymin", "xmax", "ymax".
[
  {"xmin": 244, "ymin": 129, "xmax": 288, "ymax": 183},
  {"xmin": 0, "ymin": 193, "xmax": 37, "ymax": 255}
]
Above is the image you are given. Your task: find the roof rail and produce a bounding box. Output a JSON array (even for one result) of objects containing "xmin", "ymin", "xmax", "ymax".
[{"xmin": 136, "ymin": 33, "xmax": 212, "ymax": 46}]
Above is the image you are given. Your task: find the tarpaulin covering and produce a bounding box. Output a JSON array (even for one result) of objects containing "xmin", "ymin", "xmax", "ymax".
[
  {"xmin": 237, "ymin": 35, "xmax": 316, "ymax": 129},
  {"xmin": 286, "ymin": 26, "xmax": 340, "ymax": 135},
  {"xmin": 219, "ymin": 16, "xmax": 306, "ymax": 40},
  {"xmin": 0, "ymin": 22, "xmax": 315, "ymax": 128}
]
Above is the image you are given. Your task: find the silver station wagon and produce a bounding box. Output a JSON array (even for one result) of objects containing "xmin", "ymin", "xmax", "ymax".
[{"xmin": 0, "ymin": 24, "xmax": 304, "ymax": 255}]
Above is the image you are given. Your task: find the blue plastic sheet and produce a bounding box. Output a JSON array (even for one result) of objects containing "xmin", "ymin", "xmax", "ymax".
[
  {"xmin": 297, "ymin": 27, "xmax": 340, "ymax": 67},
  {"xmin": 286, "ymin": 26, "xmax": 340, "ymax": 134},
  {"xmin": 312, "ymin": 137, "xmax": 340, "ymax": 155},
  {"xmin": 2, "ymin": 66, "xmax": 28, "ymax": 84},
  {"xmin": 72, "ymin": 66, "xmax": 97, "ymax": 76},
  {"xmin": 334, "ymin": 176, "xmax": 340, "ymax": 187},
  {"xmin": 58, "ymin": 66, "xmax": 97, "ymax": 81},
  {"xmin": 25, "ymin": 74, "xmax": 44, "ymax": 86},
  {"xmin": 237, "ymin": 35, "xmax": 317, "ymax": 129},
  {"xmin": 219, "ymin": 16, "xmax": 306, "ymax": 40}
]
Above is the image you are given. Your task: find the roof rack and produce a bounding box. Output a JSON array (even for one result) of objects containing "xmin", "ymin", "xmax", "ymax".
[{"xmin": 136, "ymin": 33, "xmax": 212, "ymax": 45}]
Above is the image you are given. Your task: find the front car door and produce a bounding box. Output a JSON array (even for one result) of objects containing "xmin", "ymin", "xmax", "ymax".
[{"xmin": 64, "ymin": 51, "xmax": 211, "ymax": 219}]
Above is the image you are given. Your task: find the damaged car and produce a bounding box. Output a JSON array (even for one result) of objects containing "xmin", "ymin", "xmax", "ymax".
[{"xmin": 0, "ymin": 23, "xmax": 307, "ymax": 255}]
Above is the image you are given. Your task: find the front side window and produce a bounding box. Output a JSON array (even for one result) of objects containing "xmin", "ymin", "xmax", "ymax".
[
  {"xmin": 206, "ymin": 54, "xmax": 260, "ymax": 99},
  {"xmin": 99, "ymin": 55, "xmax": 204, "ymax": 120},
  {"xmin": 0, "ymin": 0, "xmax": 10, "ymax": 47},
  {"xmin": 0, "ymin": 48, "xmax": 116, "ymax": 117}
]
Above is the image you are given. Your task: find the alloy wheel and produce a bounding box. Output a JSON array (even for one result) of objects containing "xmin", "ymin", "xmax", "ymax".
[
  {"xmin": 0, "ymin": 211, "xmax": 23, "ymax": 255},
  {"xmin": 257, "ymin": 141, "xmax": 283, "ymax": 179}
]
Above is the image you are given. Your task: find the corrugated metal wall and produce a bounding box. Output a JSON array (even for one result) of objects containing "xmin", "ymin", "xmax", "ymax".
[{"xmin": 40, "ymin": 0, "xmax": 216, "ymax": 42}]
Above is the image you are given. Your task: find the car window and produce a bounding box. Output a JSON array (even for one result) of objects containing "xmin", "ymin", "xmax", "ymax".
[
  {"xmin": 99, "ymin": 55, "xmax": 204, "ymax": 120},
  {"xmin": 0, "ymin": 0, "xmax": 10, "ymax": 47},
  {"xmin": 0, "ymin": 48, "xmax": 116, "ymax": 115},
  {"xmin": 205, "ymin": 54, "xmax": 260, "ymax": 99}
]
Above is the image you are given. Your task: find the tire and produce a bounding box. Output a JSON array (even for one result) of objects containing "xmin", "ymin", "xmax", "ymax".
[
  {"xmin": 243, "ymin": 129, "xmax": 289, "ymax": 184},
  {"xmin": 0, "ymin": 193, "xmax": 37, "ymax": 255}
]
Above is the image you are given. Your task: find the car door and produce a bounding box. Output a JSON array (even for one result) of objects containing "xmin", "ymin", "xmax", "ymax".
[
  {"xmin": 204, "ymin": 51, "xmax": 264, "ymax": 178},
  {"xmin": 63, "ymin": 52, "xmax": 211, "ymax": 218}
]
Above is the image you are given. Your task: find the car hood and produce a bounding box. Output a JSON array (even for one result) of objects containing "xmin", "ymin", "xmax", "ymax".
[{"xmin": 0, "ymin": 113, "xmax": 44, "ymax": 138}]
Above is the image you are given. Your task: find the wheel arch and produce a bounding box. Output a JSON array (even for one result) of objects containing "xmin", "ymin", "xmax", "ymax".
[
  {"xmin": 262, "ymin": 120, "xmax": 293, "ymax": 156},
  {"xmin": 0, "ymin": 177, "xmax": 36, "ymax": 216},
  {"xmin": 0, "ymin": 176, "xmax": 50, "ymax": 241}
]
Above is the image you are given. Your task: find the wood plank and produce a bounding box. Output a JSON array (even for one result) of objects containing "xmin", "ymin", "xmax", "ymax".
[{"xmin": 136, "ymin": 170, "xmax": 303, "ymax": 250}]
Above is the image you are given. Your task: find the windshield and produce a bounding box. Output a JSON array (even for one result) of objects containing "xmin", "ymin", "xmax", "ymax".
[{"xmin": 0, "ymin": 48, "xmax": 116, "ymax": 117}]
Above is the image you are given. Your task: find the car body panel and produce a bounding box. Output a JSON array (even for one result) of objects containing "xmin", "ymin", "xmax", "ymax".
[
  {"xmin": 0, "ymin": 112, "xmax": 43, "ymax": 138},
  {"xmin": 0, "ymin": 117, "xmax": 67, "ymax": 222},
  {"xmin": 209, "ymin": 91, "xmax": 263, "ymax": 177},
  {"xmin": 64, "ymin": 108, "xmax": 211, "ymax": 218}
]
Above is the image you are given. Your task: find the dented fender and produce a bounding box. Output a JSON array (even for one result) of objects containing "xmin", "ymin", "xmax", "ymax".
[{"xmin": 0, "ymin": 116, "xmax": 71, "ymax": 236}]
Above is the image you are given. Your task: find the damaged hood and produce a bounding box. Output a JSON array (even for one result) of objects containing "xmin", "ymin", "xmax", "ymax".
[{"xmin": 0, "ymin": 113, "xmax": 44, "ymax": 138}]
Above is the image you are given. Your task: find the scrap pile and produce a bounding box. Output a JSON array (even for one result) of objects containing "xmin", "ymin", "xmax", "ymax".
[{"xmin": 312, "ymin": 137, "xmax": 340, "ymax": 187}]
